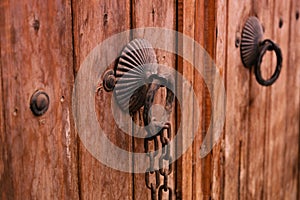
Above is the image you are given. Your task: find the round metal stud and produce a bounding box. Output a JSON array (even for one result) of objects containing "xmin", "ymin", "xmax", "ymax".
[
  {"xmin": 103, "ymin": 69, "xmax": 116, "ymax": 92},
  {"xmin": 30, "ymin": 90, "xmax": 50, "ymax": 116},
  {"xmin": 240, "ymin": 16, "xmax": 264, "ymax": 68}
]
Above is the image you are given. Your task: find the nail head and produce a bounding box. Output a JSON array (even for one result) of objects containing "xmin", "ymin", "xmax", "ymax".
[{"xmin": 30, "ymin": 90, "xmax": 49, "ymax": 116}]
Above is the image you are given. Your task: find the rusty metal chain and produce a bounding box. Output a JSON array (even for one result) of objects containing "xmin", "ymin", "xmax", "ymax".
[
  {"xmin": 144, "ymin": 122, "xmax": 173, "ymax": 200},
  {"xmin": 144, "ymin": 134, "xmax": 160, "ymax": 200},
  {"xmin": 158, "ymin": 122, "xmax": 173, "ymax": 200},
  {"xmin": 143, "ymin": 72, "xmax": 174, "ymax": 200}
]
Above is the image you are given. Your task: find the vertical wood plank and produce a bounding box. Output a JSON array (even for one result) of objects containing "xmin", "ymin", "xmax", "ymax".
[
  {"xmin": 177, "ymin": 0, "xmax": 220, "ymax": 199},
  {"xmin": 192, "ymin": 0, "xmax": 204, "ymax": 198},
  {"xmin": 176, "ymin": 0, "xmax": 196, "ymax": 199},
  {"xmin": 0, "ymin": 0, "xmax": 78, "ymax": 199},
  {"xmin": 283, "ymin": 0, "xmax": 300, "ymax": 199},
  {"xmin": 213, "ymin": 0, "xmax": 227, "ymax": 199},
  {"xmin": 131, "ymin": 1, "xmax": 176, "ymax": 199},
  {"xmin": 201, "ymin": 0, "xmax": 217, "ymax": 199},
  {"xmin": 265, "ymin": 0, "xmax": 291, "ymax": 199},
  {"xmin": 0, "ymin": 18, "xmax": 12, "ymax": 198},
  {"xmin": 72, "ymin": 0, "xmax": 132, "ymax": 199},
  {"xmin": 0, "ymin": 1, "xmax": 298, "ymax": 200},
  {"xmin": 224, "ymin": 0, "xmax": 251, "ymax": 199},
  {"xmin": 247, "ymin": 1, "xmax": 274, "ymax": 199}
]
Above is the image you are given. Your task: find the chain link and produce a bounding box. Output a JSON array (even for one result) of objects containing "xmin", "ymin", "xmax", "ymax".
[{"xmin": 144, "ymin": 122, "xmax": 173, "ymax": 200}]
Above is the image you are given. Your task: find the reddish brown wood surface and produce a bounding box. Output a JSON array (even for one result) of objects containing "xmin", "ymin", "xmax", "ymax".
[
  {"xmin": 224, "ymin": 0, "xmax": 300, "ymax": 200},
  {"xmin": 72, "ymin": 0, "xmax": 132, "ymax": 199},
  {"xmin": 176, "ymin": 0, "xmax": 196, "ymax": 199},
  {"xmin": 247, "ymin": 1, "xmax": 274, "ymax": 199},
  {"xmin": 213, "ymin": 0, "xmax": 227, "ymax": 198},
  {"xmin": 224, "ymin": 0, "xmax": 251, "ymax": 199},
  {"xmin": 176, "ymin": 0, "xmax": 220, "ymax": 199},
  {"xmin": 264, "ymin": 1, "xmax": 289, "ymax": 199},
  {"xmin": 0, "ymin": 0, "xmax": 299, "ymax": 199},
  {"xmin": 0, "ymin": 0, "xmax": 78, "ymax": 199},
  {"xmin": 283, "ymin": 1, "xmax": 300, "ymax": 199}
]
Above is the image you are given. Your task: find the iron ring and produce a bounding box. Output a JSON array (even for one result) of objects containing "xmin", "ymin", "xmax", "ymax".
[{"xmin": 255, "ymin": 39, "xmax": 282, "ymax": 86}]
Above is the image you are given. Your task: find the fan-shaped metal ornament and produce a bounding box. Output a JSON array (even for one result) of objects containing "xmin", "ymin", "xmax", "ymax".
[
  {"xmin": 114, "ymin": 39, "xmax": 158, "ymax": 114},
  {"xmin": 240, "ymin": 16, "xmax": 263, "ymax": 68},
  {"xmin": 239, "ymin": 16, "xmax": 283, "ymax": 86}
]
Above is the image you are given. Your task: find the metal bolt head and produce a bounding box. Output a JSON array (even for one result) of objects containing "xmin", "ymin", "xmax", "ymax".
[
  {"xmin": 30, "ymin": 90, "xmax": 49, "ymax": 116},
  {"xmin": 103, "ymin": 69, "xmax": 116, "ymax": 92},
  {"xmin": 235, "ymin": 36, "xmax": 241, "ymax": 48}
]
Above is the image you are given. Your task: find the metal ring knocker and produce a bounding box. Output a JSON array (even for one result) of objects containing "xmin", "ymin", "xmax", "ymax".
[
  {"xmin": 102, "ymin": 38, "xmax": 174, "ymax": 121},
  {"xmin": 143, "ymin": 74, "xmax": 174, "ymax": 137},
  {"xmin": 255, "ymin": 39, "xmax": 282, "ymax": 86},
  {"xmin": 240, "ymin": 16, "xmax": 283, "ymax": 86}
]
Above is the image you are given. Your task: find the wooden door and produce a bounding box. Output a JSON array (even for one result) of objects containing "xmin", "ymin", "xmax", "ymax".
[{"xmin": 0, "ymin": 0, "xmax": 299, "ymax": 199}]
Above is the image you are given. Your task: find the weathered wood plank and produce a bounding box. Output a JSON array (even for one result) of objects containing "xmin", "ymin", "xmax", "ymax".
[
  {"xmin": 72, "ymin": 0, "xmax": 132, "ymax": 199},
  {"xmin": 1, "ymin": 1, "xmax": 299, "ymax": 200},
  {"xmin": 177, "ymin": 0, "xmax": 220, "ymax": 199},
  {"xmin": 264, "ymin": 0, "xmax": 291, "ymax": 199},
  {"xmin": 192, "ymin": 0, "xmax": 205, "ymax": 198},
  {"xmin": 176, "ymin": 0, "xmax": 221, "ymax": 199},
  {"xmin": 213, "ymin": 0, "xmax": 227, "ymax": 199},
  {"xmin": 0, "ymin": 0, "xmax": 78, "ymax": 199},
  {"xmin": 176, "ymin": 0, "xmax": 196, "ymax": 199},
  {"xmin": 0, "ymin": 14, "xmax": 12, "ymax": 198},
  {"xmin": 246, "ymin": 1, "xmax": 274, "ymax": 199},
  {"xmin": 224, "ymin": 0, "xmax": 252, "ymax": 199},
  {"xmin": 131, "ymin": 0, "xmax": 176, "ymax": 199},
  {"xmin": 282, "ymin": 0, "xmax": 300, "ymax": 199},
  {"xmin": 201, "ymin": 1, "xmax": 217, "ymax": 199}
]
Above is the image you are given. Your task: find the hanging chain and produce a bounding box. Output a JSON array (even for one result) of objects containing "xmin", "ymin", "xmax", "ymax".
[
  {"xmin": 144, "ymin": 122, "xmax": 173, "ymax": 200},
  {"xmin": 158, "ymin": 122, "xmax": 173, "ymax": 200},
  {"xmin": 142, "ymin": 72, "xmax": 175, "ymax": 200}
]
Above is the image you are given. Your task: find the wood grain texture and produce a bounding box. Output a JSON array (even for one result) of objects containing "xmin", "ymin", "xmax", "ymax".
[
  {"xmin": 265, "ymin": 0, "xmax": 291, "ymax": 199},
  {"xmin": 72, "ymin": 0, "xmax": 132, "ymax": 199},
  {"xmin": 283, "ymin": 0, "xmax": 300, "ymax": 199},
  {"xmin": 247, "ymin": 1, "xmax": 274, "ymax": 199},
  {"xmin": 176, "ymin": 0, "xmax": 196, "ymax": 199},
  {"xmin": 201, "ymin": 1, "xmax": 217, "ymax": 199},
  {"xmin": 223, "ymin": 0, "xmax": 300, "ymax": 199},
  {"xmin": 177, "ymin": 0, "xmax": 219, "ymax": 199},
  {"xmin": 213, "ymin": 0, "xmax": 227, "ymax": 199},
  {"xmin": 224, "ymin": 0, "xmax": 251, "ymax": 199},
  {"xmin": 0, "ymin": 0, "xmax": 299, "ymax": 199},
  {"xmin": 192, "ymin": 1, "xmax": 205, "ymax": 199},
  {"xmin": 0, "ymin": 0, "xmax": 78, "ymax": 199}
]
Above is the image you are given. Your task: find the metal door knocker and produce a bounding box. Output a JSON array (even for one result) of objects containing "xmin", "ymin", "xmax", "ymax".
[
  {"xmin": 240, "ymin": 16, "xmax": 282, "ymax": 86},
  {"xmin": 102, "ymin": 38, "xmax": 174, "ymax": 200},
  {"xmin": 103, "ymin": 38, "xmax": 175, "ymax": 130}
]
